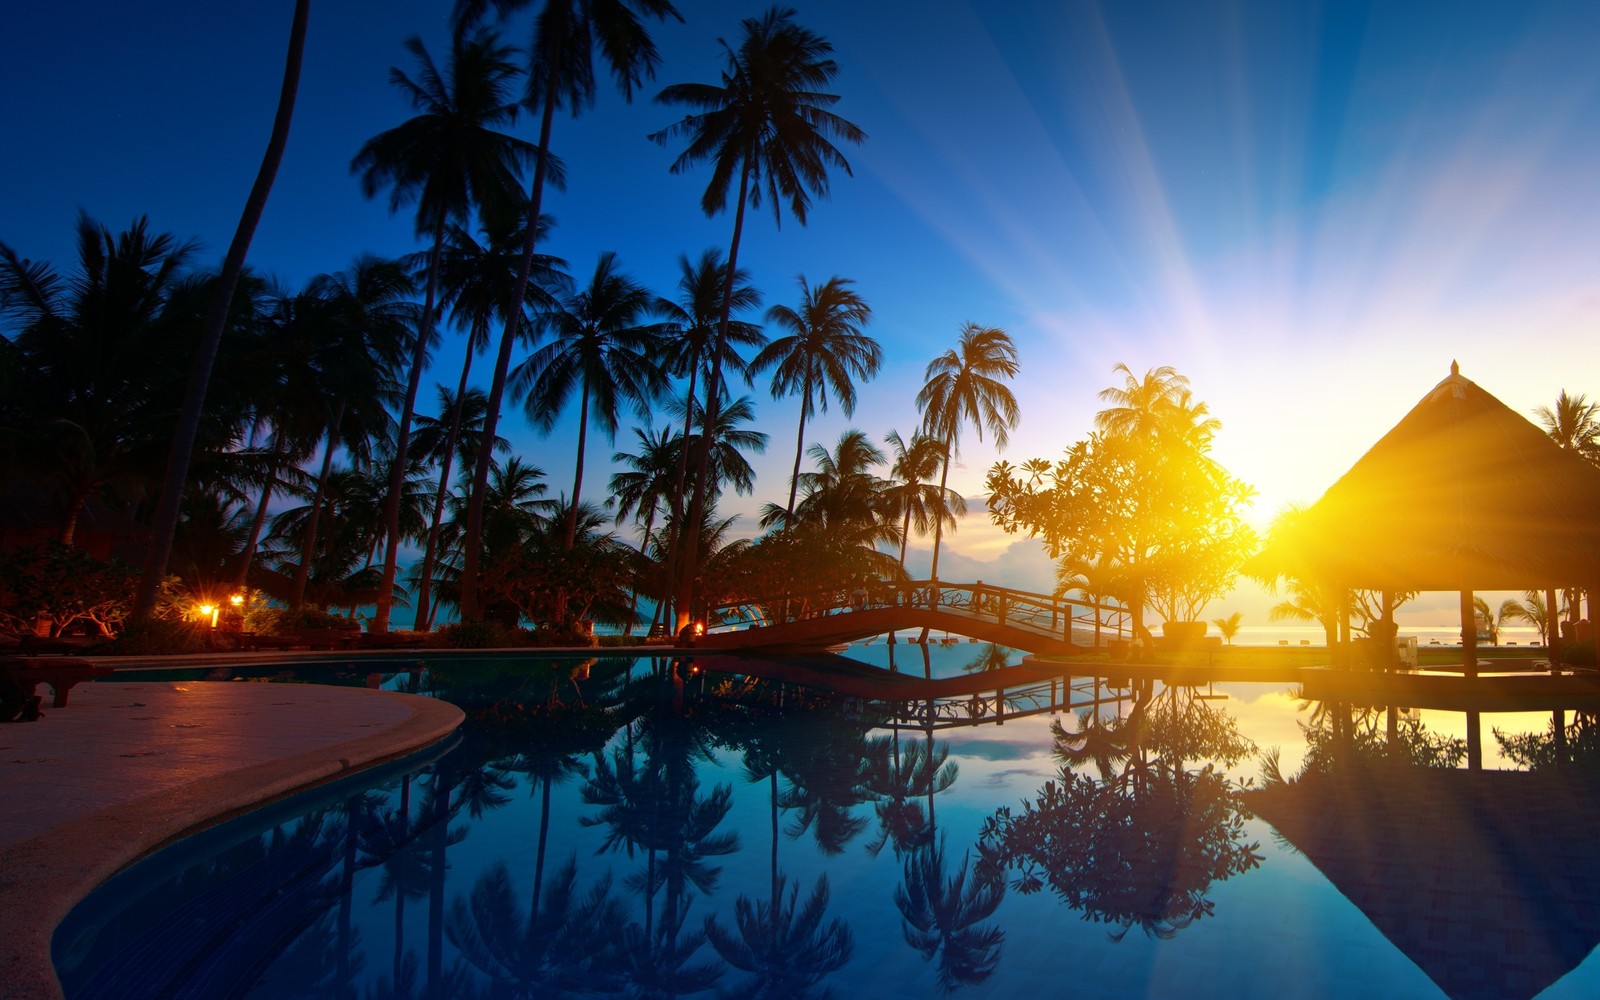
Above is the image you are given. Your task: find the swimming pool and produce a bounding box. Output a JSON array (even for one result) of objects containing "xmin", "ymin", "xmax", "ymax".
[{"xmin": 54, "ymin": 653, "xmax": 1600, "ymax": 999}]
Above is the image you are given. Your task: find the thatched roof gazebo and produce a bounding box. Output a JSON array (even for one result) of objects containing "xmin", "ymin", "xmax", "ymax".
[{"xmin": 1257, "ymin": 362, "xmax": 1600, "ymax": 673}]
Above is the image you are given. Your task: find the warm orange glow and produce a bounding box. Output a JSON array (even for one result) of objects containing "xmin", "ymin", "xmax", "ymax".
[
  {"xmin": 198, "ymin": 603, "xmax": 218, "ymax": 628},
  {"xmin": 229, "ymin": 594, "xmax": 244, "ymax": 607}
]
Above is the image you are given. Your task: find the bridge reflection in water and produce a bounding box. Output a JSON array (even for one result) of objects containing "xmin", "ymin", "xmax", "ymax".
[
  {"xmin": 674, "ymin": 651, "xmax": 1144, "ymax": 731},
  {"xmin": 696, "ymin": 580, "xmax": 1131, "ymax": 659}
]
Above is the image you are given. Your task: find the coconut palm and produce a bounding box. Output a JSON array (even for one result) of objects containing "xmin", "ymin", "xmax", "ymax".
[
  {"xmin": 883, "ymin": 429, "xmax": 962, "ymax": 573},
  {"xmin": 651, "ymin": 6, "xmax": 867, "ymax": 627},
  {"xmin": 451, "ymin": 0, "xmax": 682, "ymax": 622},
  {"xmin": 1211, "ymin": 611, "xmax": 1242, "ymax": 645},
  {"xmin": 763, "ymin": 430, "xmax": 896, "ymax": 554},
  {"xmin": 895, "ymin": 837, "xmax": 1005, "ymax": 994},
  {"xmin": 916, "ymin": 323, "xmax": 1020, "ymax": 584},
  {"xmin": 1094, "ymin": 363, "xmax": 1191, "ymax": 439},
  {"xmin": 509, "ymin": 251, "xmax": 671, "ymax": 549},
  {"xmin": 352, "ymin": 29, "xmax": 534, "ymax": 631},
  {"xmin": 751, "ymin": 276, "xmax": 879, "ymax": 516},
  {"xmin": 1500, "ymin": 590, "xmax": 1556, "ymax": 646},
  {"xmin": 704, "ymin": 873, "xmax": 853, "ymax": 1000},
  {"xmin": 656, "ymin": 249, "xmax": 765, "ymax": 627},
  {"xmin": 411, "ymin": 215, "xmax": 568, "ymax": 628},
  {"xmin": 1535, "ymin": 390, "xmax": 1600, "ymax": 465},
  {"xmin": 136, "ymin": 0, "xmax": 310, "ymax": 618}
]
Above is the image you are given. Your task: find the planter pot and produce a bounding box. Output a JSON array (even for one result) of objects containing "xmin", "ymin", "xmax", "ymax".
[
  {"xmin": 1107, "ymin": 638, "xmax": 1131, "ymax": 662},
  {"xmin": 1161, "ymin": 621, "xmax": 1207, "ymax": 643}
]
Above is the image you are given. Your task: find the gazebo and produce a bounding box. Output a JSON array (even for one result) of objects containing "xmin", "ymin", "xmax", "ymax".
[{"xmin": 1259, "ymin": 362, "xmax": 1600, "ymax": 674}]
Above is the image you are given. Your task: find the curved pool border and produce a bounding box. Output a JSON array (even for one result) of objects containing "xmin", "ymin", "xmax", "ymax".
[{"xmin": 0, "ymin": 679, "xmax": 464, "ymax": 1000}]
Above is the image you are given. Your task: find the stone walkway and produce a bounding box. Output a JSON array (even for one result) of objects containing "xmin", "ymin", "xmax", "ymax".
[{"xmin": 0, "ymin": 679, "xmax": 463, "ymax": 1000}]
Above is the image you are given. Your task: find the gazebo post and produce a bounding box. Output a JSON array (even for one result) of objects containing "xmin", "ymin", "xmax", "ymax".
[
  {"xmin": 1459, "ymin": 588, "xmax": 1478, "ymax": 679},
  {"xmin": 1546, "ymin": 588, "xmax": 1561, "ymax": 663}
]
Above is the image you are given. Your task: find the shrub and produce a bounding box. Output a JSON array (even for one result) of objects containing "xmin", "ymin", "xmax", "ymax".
[
  {"xmin": 107, "ymin": 618, "xmax": 209, "ymax": 656},
  {"xmin": 435, "ymin": 620, "xmax": 524, "ymax": 649},
  {"xmin": 528, "ymin": 622, "xmax": 598, "ymax": 648},
  {"xmin": 1561, "ymin": 638, "xmax": 1596, "ymax": 667}
]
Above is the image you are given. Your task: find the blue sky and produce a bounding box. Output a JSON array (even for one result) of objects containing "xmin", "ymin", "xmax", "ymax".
[{"xmin": 6, "ymin": 0, "xmax": 1599, "ymax": 620}]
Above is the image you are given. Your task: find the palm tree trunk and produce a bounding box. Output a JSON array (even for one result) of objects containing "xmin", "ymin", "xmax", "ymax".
[
  {"xmin": 659, "ymin": 365, "xmax": 702, "ymax": 632},
  {"xmin": 532, "ymin": 775, "xmax": 552, "ymax": 923},
  {"xmin": 60, "ymin": 485, "xmax": 92, "ymax": 546},
  {"xmin": 565, "ymin": 379, "xmax": 591, "ymax": 549},
  {"xmin": 413, "ymin": 347, "xmax": 476, "ymax": 630},
  {"xmin": 461, "ymin": 74, "xmax": 558, "ymax": 622},
  {"xmin": 235, "ymin": 435, "xmax": 290, "ymax": 590},
  {"xmin": 678, "ymin": 159, "xmax": 752, "ymax": 630},
  {"xmin": 785, "ymin": 373, "xmax": 812, "ymax": 517},
  {"xmin": 133, "ymin": 0, "xmax": 310, "ymax": 620},
  {"xmin": 374, "ymin": 212, "xmax": 447, "ymax": 632},
  {"xmin": 928, "ymin": 437, "xmax": 954, "ymax": 584},
  {"xmin": 291, "ymin": 421, "xmax": 341, "ymax": 609},
  {"xmin": 898, "ymin": 506, "xmax": 912, "ymax": 570}
]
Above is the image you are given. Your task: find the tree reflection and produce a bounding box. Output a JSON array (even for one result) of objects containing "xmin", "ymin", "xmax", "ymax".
[
  {"xmin": 860, "ymin": 731, "xmax": 957, "ymax": 858},
  {"xmin": 977, "ymin": 685, "xmax": 1261, "ymax": 940},
  {"xmin": 704, "ymin": 874, "xmax": 853, "ymax": 1000},
  {"xmin": 1496, "ymin": 711, "xmax": 1600, "ymax": 772},
  {"xmin": 1265, "ymin": 695, "xmax": 1465, "ymax": 783},
  {"xmin": 446, "ymin": 859, "xmax": 625, "ymax": 995},
  {"xmin": 895, "ymin": 836, "xmax": 1003, "ymax": 993}
]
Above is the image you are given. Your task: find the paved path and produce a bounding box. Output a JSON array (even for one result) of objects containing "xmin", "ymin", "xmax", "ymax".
[{"xmin": 0, "ymin": 679, "xmax": 463, "ymax": 1000}]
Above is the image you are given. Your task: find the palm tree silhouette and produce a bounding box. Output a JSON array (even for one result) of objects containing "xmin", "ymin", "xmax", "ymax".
[
  {"xmin": 136, "ymin": 0, "xmax": 310, "ymax": 619},
  {"xmin": 411, "ymin": 214, "xmax": 568, "ymax": 629},
  {"xmin": 652, "ymin": 6, "xmax": 866, "ymax": 629},
  {"xmin": 916, "ymin": 323, "xmax": 1020, "ymax": 587},
  {"xmin": 510, "ymin": 251, "xmax": 671, "ymax": 552},
  {"xmin": 704, "ymin": 873, "xmax": 854, "ymax": 1000},
  {"xmin": 352, "ymin": 30, "xmax": 534, "ymax": 631},
  {"xmin": 883, "ymin": 430, "xmax": 963, "ymax": 574},
  {"xmin": 895, "ymin": 836, "xmax": 1005, "ymax": 994},
  {"xmin": 752, "ymin": 275, "xmax": 879, "ymax": 516},
  {"xmin": 861, "ymin": 732, "xmax": 957, "ymax": 858},
  {"xmin": 1535, "ymin": 389, "xmax": 1600, "ymax": 464},
  {"xmin": 452, "ymin": 0, "xmax": 682, "ymax": 622}
]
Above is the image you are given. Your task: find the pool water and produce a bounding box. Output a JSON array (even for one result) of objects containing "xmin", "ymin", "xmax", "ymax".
[{"xmin": 55, "ymin": 653, "xmax": 1600, "ymax": 999}]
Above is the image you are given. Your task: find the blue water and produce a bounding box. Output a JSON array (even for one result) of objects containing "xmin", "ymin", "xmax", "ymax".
[{"xmin": 54, "ymin": 652, "xmax": 1600, "ymax": 999}]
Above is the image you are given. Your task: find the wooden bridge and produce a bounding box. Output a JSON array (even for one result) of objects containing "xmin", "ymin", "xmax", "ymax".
[{"xmin": 693, "ymin": 580, "xmax": 1129, "ymax": 656}]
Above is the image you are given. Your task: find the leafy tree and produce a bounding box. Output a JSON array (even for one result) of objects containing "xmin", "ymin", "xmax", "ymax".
[
  {"xmin": 883, "ymin": 429, "xmax": 962, "ymax": 574},
  {"xmin": 918, "ymin": 324, "xmax": 1019, "ymax": 585},
  {"xmin": 0, "ymin": 542, "xmax": 143, "ymax": 636},
  {"xmin": 652, "ymin": 5, "xmax": 866, "ymax": 628},
  {"xmin": 988, "ymin": 366, "xmax": 1252, "ymax": 641}
]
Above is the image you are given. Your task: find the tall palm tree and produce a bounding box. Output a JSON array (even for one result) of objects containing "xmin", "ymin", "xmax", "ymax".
[
  {"xmin": 752, "ymin": 275, "xmax": 879, "ymax": 516},
  {"xmin": 763, "ymin": 429, "xmax": 895, "ymax": 553},
  {"xmin": 1093, "ymin": 363, "xmax": 1189, "ymax": 438},
  {"xmin": 652, "ymin": 6, "xmax": 866, "ymax": 628},
  {"xmin": 509, "ymin": 251, "xmax": 670, "ymax": 549},
  {"xmin": 352, "ymin": 29, "xmax": 534, "ymax": 631},
  {"xmin": 611, "ymin": 424, "xmax": 678, "ymax": 634},
  {"xmin": 656, "ymin": 250, "xmax": 764, "ymax": 628},
  {"xmin": 916, "ymin": 323, "xmax": 1019, "ymax": 585},
  {"xmin": 1535, "ymin": 390, "xmax": 1600, "ymax": 464},
  {"xmin": 136, "ymin": 0, "xmax": 310, "ymax": 619},
  {"xmin": 452, "ymin": 0, "xmax": 682, "ymax": 622},
  {"xmin": 411, "ymin": 215, "xmax": 568, "ymax": 628},
  {"xmin": 1500, "ymin": 590, "xmax": 1556, "ymax": 646},
  {"xmin": 883, "ymin": 429, "xmax": 962, "ymax": 573}
]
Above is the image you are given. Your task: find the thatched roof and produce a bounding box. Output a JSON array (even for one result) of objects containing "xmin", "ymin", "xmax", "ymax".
[{"xmin": 1261, "ymin": 363, "xmax": 1600, "ymax": 591}]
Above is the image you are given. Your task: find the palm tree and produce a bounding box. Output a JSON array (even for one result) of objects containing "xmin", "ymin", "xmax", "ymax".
[
  {"xmin": 412, "ymin": 215, "xmax": 568, "ymax": 628},
  {"xmin": 652, "ymin": 6, "xmax": 866, "ymax": 628},
  {"xmin": 509, "ymin": 251, "xmax": 670, "ymax": 549},
  {"xmin": 1500, "ymin": 590, "xmax": 1556, "ymax": 645},
  {"xmin": 611, "ymin": 424, "xmax": 678, "ymax": 633},
  {"xmin": 704, "ymin": 874, "xmax": 853, "ymax": 1000},
  {"xmin": 883, "ymin": 429, "xmax": 962, "ymax": 573},
  {"xmin": 916, "ymin": 323, "xmax": 1020, "ymax": 585},
  {"xmin": 751, "ymin": 276, "xmax": 879, "ymax": 516},
  {"xmin": 452, "ymin": 0, "xmax": 682, "ymax": 622},
  {"xmin": 1094, "ymin": 363, "xmax": 1191, "ymax": 439},
  {"xmin": 136, "ymin": 0, "xmax": 310, "ymax": 619},
  {"xmin": 895, "ymin": 838, "xmax": 1005, "ymax": 994},
  {"xmin": 764, "ymin": 429, "xmax": 896, "ymax": 554},
  {"xmin": 1211, "ymin": 611, "xmax": 1242, "ymax": 645},
  {"xmin": 656, "ymin": 249, "xmax": 764, "ymax": 627},
  {"xmin": 1, "ymin": 215, "xmax": 203, "ymax": 545},
  {"xmin": 352, "ymin": 29, "xmax": 534, "ymax": 631},
  {"xmin": 1535, "ymin": 390, "xmax": 1600, "ymax": 465}
]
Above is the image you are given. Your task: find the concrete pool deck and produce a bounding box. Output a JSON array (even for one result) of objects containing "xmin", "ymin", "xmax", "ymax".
[{"xmin": 0, "ymin": 679, "xmax": 464, "ymax": 1000}]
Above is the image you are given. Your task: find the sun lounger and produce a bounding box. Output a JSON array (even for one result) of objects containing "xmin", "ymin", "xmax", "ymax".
[{"xmin": 0, "ymin": 656, "xmax": 115, "ymax": 721}]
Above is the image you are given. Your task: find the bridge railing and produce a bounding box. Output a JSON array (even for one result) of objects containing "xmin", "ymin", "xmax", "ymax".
[{"xmin": 705, "ymin": 580, "xmax": 1130, "ymax": 645}]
